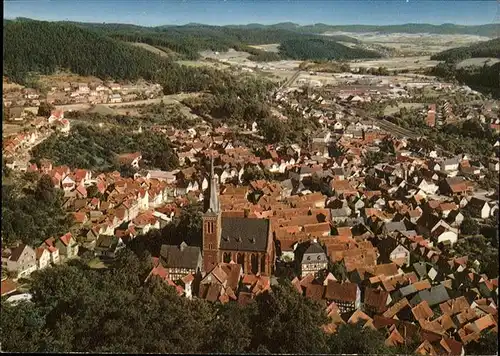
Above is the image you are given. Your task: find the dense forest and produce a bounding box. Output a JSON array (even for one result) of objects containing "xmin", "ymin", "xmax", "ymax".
[
  {"xmin": 2, "ymin": 19, "xmax": 267, "ymax": 95},
  {"xmin": 31, "ymin": 124, "xmax": 179, "ymax": 172},
  {"xmin": 430, "ymin": 61, "xmax": 500, "ymax": 98},
  {"xmin": 1, "ymin": 246, "xmax": 497, "ymax": 354},
  {"xmin": 279, "ymin": 38, "xmax": 381, "ymax": 60},
  {"xmin": 3, "ymin": 18, "xmax": 380, "ymax": 73},
  {"xmin": 430, "ymin": 38, "xmax": 500, "ymax": 62},
  {"xmin": 2, "ymin": 172, "xmax": 73, "ymax": 247},
  {"xmin": 3, "ymin": 20, "xmax": 173, "ymax": 83}
]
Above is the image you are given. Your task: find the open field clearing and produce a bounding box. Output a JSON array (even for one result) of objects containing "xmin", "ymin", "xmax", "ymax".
[
  {"xmin": 88, "ymin": 104, "xmax": 119, "ymax": 115},
  {"xmin": 384, "ymin": 102, "xmax": 425, "ymax": 115},
  {"xmin": 176, "ymin": 60, "xmax": 229, "ymax": 69},
  {"xmin": 326, "ymin": 32, "xmax": 492, "ymax": 55},
  {"xmin": 456, "ymin": 57, "xmax": 500, "ymax": 69},
  {"xmin": 129, "ymin": 42, "xmax": 172, "ymax": 58},
  {"xmin": 248, "ymin": 43, "xmax": 280, "ymax": 52},
  {"xmin": 352, "ymin": 55, "xmax": 440, "ymax": 70},
  {"xmin": 201, "ymin": 48, "xmax": 251, "ymax": 62},
  {"xmin": 2, "ymin": 79, "xmax": 24, "ymax": 91},
  {"xmin": 88, "ymin": 258, "xmax": 108, "ymax": 269}
]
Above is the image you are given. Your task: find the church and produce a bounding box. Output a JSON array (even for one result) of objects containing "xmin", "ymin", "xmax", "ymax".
[{"xmin": 202, "ymin": 158, "xmax": 275, "ymax": 275}]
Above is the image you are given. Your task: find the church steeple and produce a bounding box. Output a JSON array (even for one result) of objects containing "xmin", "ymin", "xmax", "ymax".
[
  {"xmin": 205, "ymin": 154, "xmax": 220, "ymax": 214},
  {"xmin": 202, "ymin": 154, "xmax": 222, "ymax": 272}
]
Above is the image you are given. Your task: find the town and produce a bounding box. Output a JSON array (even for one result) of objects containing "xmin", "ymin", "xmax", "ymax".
[
  {"xmin": 2, "ymin": 63, "xmax": 499, "ymax": 355},
  {"xmin": 2, "ymin": 4, "xmax": 500, "ymax": 354}
]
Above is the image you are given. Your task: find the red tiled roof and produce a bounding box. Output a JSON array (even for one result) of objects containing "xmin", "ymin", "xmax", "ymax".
[
  {"xmin": 412, "ymin": 301, "xmax": 434, "ymax": 321},
  {"xmin": 59, "ymin": 232, "xmax": 73, "ymax": 246},
  {"xmin": 1, "ymin": 279, "xmax": 18, "ymax": 296},
  {"xmin": 364, "ymin": 287, "xmax": 389, "ymax": 314},
  {"xmin": 325, "ymin": 281, "xmax": 357, "ymax": 302}
]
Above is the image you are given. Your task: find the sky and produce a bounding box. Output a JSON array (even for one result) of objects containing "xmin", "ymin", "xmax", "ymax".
[{"xmin": 3, "ymin": 0, "xmax": 499, "ymax": 27}]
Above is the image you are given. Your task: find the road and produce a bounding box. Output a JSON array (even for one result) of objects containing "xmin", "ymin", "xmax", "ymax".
[{"xmin": 277, "ymin": 70, "xmax": 302, "ymax": 92}]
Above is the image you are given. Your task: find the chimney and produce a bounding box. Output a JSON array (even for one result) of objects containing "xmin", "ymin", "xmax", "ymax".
[{"xmin": 250, "ymin": 238, "xmax": 256, "ymax": 244}]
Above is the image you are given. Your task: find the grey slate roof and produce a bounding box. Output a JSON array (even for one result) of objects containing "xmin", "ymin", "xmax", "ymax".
[
  {"xmin": 220, "ymin": 217, "xmax": 270, "ymax": 252},
  {"xmin": 383, "ymin": 221, "xmax": 408, "ymax": 233},
  {"xmin": 302, "ymin": 242, "xmax": 328, "ymax": 264},
  {"xmin": 399, "ymin": 284, "xmax": 418, "ymax": 297},
  {"xmin": 160, "ymin": 243, "xmax": 201, "ymax": 270},
  {"xmin": 410, "ymin": 284, "xmax": 450, "ymax": 307}
]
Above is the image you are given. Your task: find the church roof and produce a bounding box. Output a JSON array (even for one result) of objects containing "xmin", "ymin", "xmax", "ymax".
[
  {"xmin": 160, "ymin": 243, "xmax": 201, "ymax": 270},
  {"xmin": 220, "ymin": 217, "xmax": 270, "ymax": 252}
]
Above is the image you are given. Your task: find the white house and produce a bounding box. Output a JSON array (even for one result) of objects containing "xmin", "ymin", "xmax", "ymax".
[
  {"xmin": 431, "ymin": 221, "xmax": 459, "ymax": 245},
  {"xmin": 35, "ymin": 247, "xmax": 51, "ymax": 270},
  {"xmin": 466, "ymin": 198, "xmax": 491, "ymax": 219},
  {"xmin": 489, "ymin": 158, "xmax": 499, "ymax": 172},
  {"xmin": 251, "ymin": 121, "xmax": 258, "ymax": 132}
]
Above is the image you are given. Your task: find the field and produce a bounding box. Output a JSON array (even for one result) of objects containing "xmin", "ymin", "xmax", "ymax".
[
  {"xmin": 129, "ymin": 42, "xmax": 172, "ymax": 58},
  {"xmin": 248, "ymin": 44, "xmax": 280, "ymax": 53},
  {"xmin": 352, "ymin": 55, "xmax": 440, "ymax": 71},
  {"xmin": 2, "ymin": 79, "xmax": 24, "ymax": 92},
  {"xmin": 88, "ymin": 104, "xmax": 119, "ymax": 116},
  {"xmin": 456, "ymin": 57, "xmax": 500, "ymax": 69},
  {"xmin": 88, "ymin": 258, "xmax": 108, "ymax": 269},
  {"xmin": 327, "ymin": 32, "xmax": 492, "ymax": 56},
  {"xmin": 383, "ymin": 102, "xmax": 425, "ymax": 115}
]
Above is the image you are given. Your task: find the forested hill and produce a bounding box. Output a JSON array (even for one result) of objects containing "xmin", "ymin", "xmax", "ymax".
[
  {"xmin": 3, "ymin": 20, "xmax": 174, "ymax": 83},
  {"xmin": 3, "ymin": 19, "xmax": 272, "ymax": 95},
  {"xmin": 61, "ymin": 21, "xmax": 365, "ymax": 60},
  {"xmin": 279, "ymin": 38, "xmax": 381, "ymax": 61},
  {"xmin": 430, "ymin": 38, "xmax": 500, "ymax": 62},
  {"xmin": 4, "ymin": 18, "xmax": 381, "ymax": 65},
  {"xmin": 226, "ymin": 22, "xmax": 500, "ymax": 37}
]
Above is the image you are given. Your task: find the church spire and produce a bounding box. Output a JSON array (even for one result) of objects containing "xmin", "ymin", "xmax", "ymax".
[{"xmin": 206, "ymin": 154, "xmax": 220, "ymax": 214}]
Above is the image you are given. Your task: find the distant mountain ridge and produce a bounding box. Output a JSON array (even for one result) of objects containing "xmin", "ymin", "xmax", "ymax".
[{"xmin": 5, "ymin": 18, "xmax": 499, "ymax": 37}]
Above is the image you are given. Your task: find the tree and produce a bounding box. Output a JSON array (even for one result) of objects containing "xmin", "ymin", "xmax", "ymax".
[
  {"xmin": 259, "ymin": 116, "xmax": 288, "ymax": 144},
  {"xmin": 249, "ymin": 282, "xmax": 329, "ymax": 354},
  {"xmin": 0, "ymin": 300, "xmax": 47, "ymax": 352},
  {"xmin": 242, "ymin": 166, "xmax": 268, "ymax": 184},
  {"xmin": 461, "ymin": 215, "xmax": 479, "ymax": 235},
  {"xmin": 466, "ymin": 330, "xmax": 499, "ymax": 355},
  {"xmin": 38, "ymin": 101, "xmax": 56, "ymax": 118},
  {"xmin": 328, "ymin": 260, "xmax": 347, "ymax": 282},
  {"xmin": 329, "ymin": 322, "xmax": 394, "ymax": 355},
  {"xmin": 35, "ymin": 174, "xmax": 56, "ymax": 202},
  {"xmin": 203, "ymin": 302, "xmax": 255, "ymax": 353}
]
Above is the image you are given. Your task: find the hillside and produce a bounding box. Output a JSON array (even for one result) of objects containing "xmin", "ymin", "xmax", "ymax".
[
  {"xmin": 279, "ymin": 38, "xmax": 381, "ymax": 60},
  {"xmin": 227, "ymin": 22, "xmax": 500, "ymax": 37},
  {"xmin": 430, "ymin": 38, "xmax": 500, "ymax": 62},
  {"xmin": 65, "ymin": 22, "xmax": 363, "ymax": 60},
  {"xmin": 2, "ymin": 19, "xmax": 255, "ymax": 95},
  {"xmin": 3, "ymin": 19, "xmax": 173, "ymax": 83}
]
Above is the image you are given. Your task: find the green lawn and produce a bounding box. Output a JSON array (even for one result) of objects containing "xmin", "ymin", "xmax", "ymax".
[{"xmin": 87, "ymin": 258, "xmax": 108, "ymax": 269}]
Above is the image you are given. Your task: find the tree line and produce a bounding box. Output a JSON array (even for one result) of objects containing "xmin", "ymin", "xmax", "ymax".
[
  {"xmin": 430, "ymin": 38, "xmax": 500, "ymax": 62},
  {"xmin": 2, "ymin": 247, "xmax": 497, "ymax": 354}
]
